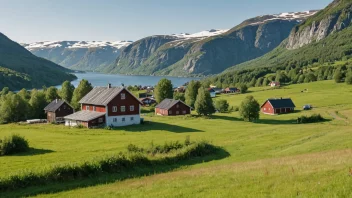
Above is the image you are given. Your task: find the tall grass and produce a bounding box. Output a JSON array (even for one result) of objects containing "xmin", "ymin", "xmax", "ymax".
[{"xmin": 0, "ymin": 140, "xmax": 218, "ymax": 191}]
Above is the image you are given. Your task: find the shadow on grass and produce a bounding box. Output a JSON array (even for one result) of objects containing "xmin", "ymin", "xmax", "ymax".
[
  {"xmin": 119, "ymin": 121, "xmax": 204, "ymax": 133},
  {"xmin": 1, "ymin": 147, "xmax": 230, "ymax": 198},
  {"xmin": 8, "ymin": 148, "xmax": 54, "ymax": 157}
]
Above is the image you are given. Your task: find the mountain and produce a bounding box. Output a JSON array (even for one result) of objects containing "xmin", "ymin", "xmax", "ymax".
[
  {"xmin": 0, "ymin": 33, "xmax": 76, "ymax": 90},
  {"xmin": 23, "ymin": 41, "xmax": 133, "ymax": 72},
  {"xmin": 105, "ymin": 11, "xmax": 318, "ymax": 77},
  {"xmin": 224, "ymin": 0, "xmax": 352, "ymax": 72}
]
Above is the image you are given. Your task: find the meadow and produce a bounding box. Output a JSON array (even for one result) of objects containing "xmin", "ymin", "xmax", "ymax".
[{"xmin": 0, "ymin": 80, "xmax": 351, "ymax": 197}]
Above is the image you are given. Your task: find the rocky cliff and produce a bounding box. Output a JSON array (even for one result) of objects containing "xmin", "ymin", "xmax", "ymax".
[
  {"xmin": 108, "ymin": 11, "xmax": 318, "ymax": 76},
  {"xmin": 286, "ymin": 0, "xmax": 352, "ymax": 49}
]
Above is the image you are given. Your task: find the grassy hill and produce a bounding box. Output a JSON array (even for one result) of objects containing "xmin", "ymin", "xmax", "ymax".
[
  {"xmin": 0, "ymin": 33, "xmax": 76, "ymax": 90},
  {"xmin": 0, "ymin": 80, "xmax": 352, "ymax": 197}
]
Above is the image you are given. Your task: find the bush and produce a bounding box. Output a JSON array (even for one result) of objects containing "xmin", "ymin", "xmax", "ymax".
[
  {"xmin": 215, "ymin": 99, "xmax": 229, "ymax": 113},
  {"xmin": 297, "ymin": 114, "xmax": 325, "ymax": 124},
  {"xmin": 0, "ymin": 134, "xmax": 29, "ymax": 156},
  {"xmin": 0, "ymin": 140, "xmax": 219, "ymax": 191}
]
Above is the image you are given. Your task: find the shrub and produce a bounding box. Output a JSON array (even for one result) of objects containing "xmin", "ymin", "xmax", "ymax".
[
  {"xmin": 0, "ymin": 134, "xmax": 29, "ymax": 156},
  {"xmin": 0, "ymin": 140, "xmax": 219, "ymax": 191},
  {"xmin": 215, "ymin": 99, "xmax": 229, "ymax": 113},
  {"xmin": 297, "ymin": 114, "xmax": 325, "ymax": 124}
]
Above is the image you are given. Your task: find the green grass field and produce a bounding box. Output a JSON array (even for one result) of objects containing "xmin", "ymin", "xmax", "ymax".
[{"xmin": 1, "ymin": 80, "xmax": 352, "ymax": 197}]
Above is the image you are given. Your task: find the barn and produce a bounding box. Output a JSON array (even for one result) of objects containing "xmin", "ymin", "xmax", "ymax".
[
  {"xmin": 44, "ymin": 99, "xmax": 74, "ymax": 123},
  {"xmin": 155, "ymin": 99, "xmax": 191, "ymax": 116},
  {"xmin": 261, "ymin": 98, "xmax": 296, "ymax": 115}
]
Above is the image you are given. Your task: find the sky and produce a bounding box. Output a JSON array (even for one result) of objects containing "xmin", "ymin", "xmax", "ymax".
[{"xmin": 0, "ymin": 0, "xmax": 332, "ymax": 43}]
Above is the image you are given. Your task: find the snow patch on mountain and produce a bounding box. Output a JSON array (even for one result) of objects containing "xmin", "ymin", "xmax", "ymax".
[
  {"xmin": 172, "ymin": 29, "xmax": 229, "ymax": 38},
  {"xmin": 249, "ymin": 10, "xmax": 319, "ymax": 25},
  {"xmin": 24, "ymin": 40, "xmax": 133, "ymax": 50}
]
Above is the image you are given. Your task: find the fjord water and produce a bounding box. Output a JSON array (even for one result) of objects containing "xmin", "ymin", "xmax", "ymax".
[{"xmin": 60, "ymin": 72, "xmax": 200, "ymax": 88}]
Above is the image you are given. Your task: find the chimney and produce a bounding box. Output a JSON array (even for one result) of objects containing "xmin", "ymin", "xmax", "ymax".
[
  {"xmin": 108, "ymin": 83, "xmax": 111, "ymax": 88},
  {"xmin": 56, "ymin": 99, "xmax": 58, "ymax": 103}
]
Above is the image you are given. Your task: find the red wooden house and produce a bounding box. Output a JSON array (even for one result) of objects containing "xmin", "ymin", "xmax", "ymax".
[
  {"xmin": 261, "ymin": 98, "xmax": 295, "ymax": 115},
  {"xmin": 155, "ymin": 99, "xmax": 191, "ymax": 116},
  {"xmin": 64, "ymin": 84, "xmax": 143, "ymax": 128}
]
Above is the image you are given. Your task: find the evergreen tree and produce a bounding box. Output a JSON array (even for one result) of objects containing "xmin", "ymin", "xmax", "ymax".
[
  {"xmin": 29, "ymin": 89, "xmax": 47, "ymax": 119},
  {"xmin": 154, "ymin": 78, "xmax": 173, "ymax": 103},
  {"xmin": 60, "ymin": 81, "xmax": 75, "ymax": 103},
  {"xmin": 255, "ymin": 77, "xmax": 263, "ymax": 87},
  {"xmin": 45, "ymin": 86, "xmax": 59, "ymax": 102},
  {"xmin": 275, "ymin": 71, "xmax": 282, "ymax": 82},
  {"xmin": 248, "ymin": 77, "xmax": 256, "ymax": 87},
  {"xmin": 262, "ymin": 78, "xmax": 269, "ymax": 87},
  {"xmin": 185, "ymin": 80, "xmax": 201, "ymax": 107},
  {"xmin": 71, "ymin": 79, "xmax": 93, "ymax": 110},
  {"xmin": 239, "ymin": 95, "xmax": 260, "ymax": 122},
  {"xmin": 297, "ymin": 75, "xmax": 305, "ymax": 83},
  {"xmin": 194, "ymin": 88, "xmax": 215, "ymax": 116},
  {"xmin": 239, "ymin": 84, "xmax": 248, "ymax": 94}
]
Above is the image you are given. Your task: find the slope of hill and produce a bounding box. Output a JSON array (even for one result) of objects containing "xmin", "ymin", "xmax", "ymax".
[
  {"xmin": 224, "ymin": 0, "xmax": 352, "ymax": 72},
  {"xmin": 0, "ymin": 33, "xmax": 76, "ymax": 90},
  {"xmin": 106, "ymin": 11, "xmax": 318, "ymax": 77},
  {"xmin": 22, "ymin": 41, "xmax": 133, "ymax": 72}
]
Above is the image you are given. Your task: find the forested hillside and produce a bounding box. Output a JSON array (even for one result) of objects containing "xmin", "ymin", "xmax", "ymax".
[{"xmin": 0, "ymin": 33, "xmax": 76, "ymax": 90}]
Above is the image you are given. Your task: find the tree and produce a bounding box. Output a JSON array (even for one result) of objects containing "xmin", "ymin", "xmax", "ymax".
[
  {"xmin": 0, "ymin": 87, "xmax": 9, "ymax": 96},
  {"xmin": 334, "ymin": 70, "xmax": 343, "ymax": 83},
  {"xmin": 255, "ymin": 78, "xmax": 263, "ymax": 87},
  {"xmin": 0, "ymin": 92, "xmax": 29, "ymax": 123},
  {"xmin": 239, "ymin": 95, "xmax": 260, "ymax": 122},
  {"xmin": 194, "ymin": 88, "xmax": 215, "ymax": 116},
  {"xmin": 345, "ymin": 73, "xmax": 352, "ymax": 85},
  {"xmin": 29, "ymin": 89, "xmax": 47, "ymax": 119},
  {"xmin": 71, "ymin": 79, "xmax": 93, "ymax": 110},
  {"xmin": 262, "ymin": 78, "xmax": 269, "ymax": 87},
  {"xmin": 45, "ymin": 86, "xmax": 59, "ymax": 102},
  {"xmin": 185, "ymin": 80, "xmax": 201, "ymax": 107},
  {"xmin": 17, "ymin": 88, "xmax": 30, "ymax": 101},
  {"xmin": 60, "ymin": 81, "xmax": 75, "ymax": 102},
  {"xmin": 173, "ymin": 92, "xmax": 185, "ymax": 102},
  {"xmin": 215, "ymin": 99, "xmax": 229, "ymax": 113},
  {"xmin": 239, "ymin": 84, "xmax": 248, "ymax": 94},
  {"xmin": 248, "ymin": 77, "xmax": 256, "ymax": 87},
  {"xmin": 154, "ymin": 78, "xmax": 173, "ymax": 103}
]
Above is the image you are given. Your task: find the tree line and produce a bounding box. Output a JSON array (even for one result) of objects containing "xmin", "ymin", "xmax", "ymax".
[{"xmin": 0, "ymin": 80, "xmax": 93, "ymax": 124}]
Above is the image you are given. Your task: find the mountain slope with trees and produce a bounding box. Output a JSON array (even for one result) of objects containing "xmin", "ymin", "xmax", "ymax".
[{"xmin": 0, "ymin": 33, "xmax": 76, "ymax": 90}]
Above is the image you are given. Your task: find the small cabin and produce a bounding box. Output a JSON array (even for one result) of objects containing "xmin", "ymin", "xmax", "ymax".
[
  {"xmin": 270, "ymin": 81, "xmax": 281, "ymax": 87},
  {"xmin": 224, "ymin": 87, "xmax": 238, "ymax": 93},
  {"xmin": 155, "ymin": 99, "xmax": 191, "ymax": 116},
  {"xmin": 44, "ymin": 99, "xmax": 74, "ymax": 123},
  {"xmin": 261, "ymin": 98, "xmax": 295, "ymax": 115}
]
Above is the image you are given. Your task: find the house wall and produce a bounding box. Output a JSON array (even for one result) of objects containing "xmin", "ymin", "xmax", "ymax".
[
  {"xmin": 106, "ymin": 114, "xmax": 140, "ymax": 127},
  {"xmin": 155, "ymin": 101, "xmax": 191, "ymax": 116},
  {"xmin": 155, "ymin": 108, "xmax": 169, "ymax": 116},
  {"xmin": 107, "ymin": 89, "xmax": 141, "ymax": 116},
  {"xmin": 47, "ymin": 102, "xmax": 74, "ymax": 123},
  {"xmin": 65, "ymin": 115, "xmax": 105, "ymax": 128},
  {"xmin": 261, "ymin": 101, "xmax": 275, "ymax": 115},
  {"xmin": 82, "ymin": 104, "xmax": 106, "ymax": 112},
  {"xmin": 47, "ymin": 112, "xmax": 56, "ymax": 123}
]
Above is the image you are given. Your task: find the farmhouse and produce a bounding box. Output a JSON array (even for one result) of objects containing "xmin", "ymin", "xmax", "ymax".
[
  {"xmin": 270, "ymin": 81, "xmax": 281, "ymax": 87},
  {"xmin": 155, "ymin": 99, "xmax": 191, "ymax": 116},
  {"xmin": 44, "ymin": 99, "xmax": 74, "ymax": 123},
  {"xmin": 140, "ymin": 97, "xmax": 156, "ymax": 106},
  {"xmin": 64, "ymin": 84, "xmax": 143, "ymax": 128},
  {"xmin": 208, "ymin": 88, "xmax": 216, "ymax": 98},
  {"xmin": 224, "ymin": 87, "xmax": 238, "ymax": 93},
  {"xmin": 261, "ymin": 98, "xmax": 296, "ymax": 115}
]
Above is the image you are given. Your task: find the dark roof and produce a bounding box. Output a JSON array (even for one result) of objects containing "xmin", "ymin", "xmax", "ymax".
[
  {"xmin": 155, "ymin": 99, "xmax": 190, "ymax": 110},
  {"xmin": 226, "ymin": 87, "xmax": 237, "ymax": 91},
  {"xmin": 264, "ymin": 98, "xmax": 296, "ymax": 108},
  {"xmin": 208, "ymin": 88, "xmax": 215, "ymax": 92},
  {"xmin": 64, "ymin": 111, "xmax": 105, "ymax": 122},
  {"xmin": 44, "ymin": 99, "xmax": 70, "ymax": 112},
  {"xmin": 79, "ymin": 87, "xmax": 142, "ymax": 106}
]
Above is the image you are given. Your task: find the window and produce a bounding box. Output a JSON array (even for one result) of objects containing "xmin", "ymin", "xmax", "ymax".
[
  {"xmin": 113, "ymin": 118, "xmax": 117, "ymax": 122},
  {"xmin": 86, "ymin": 106, "xmax": 89, "ymax": 111},
  {"xmin": 182, "ymin": 111, "xmax": 186, "ymax": 114},
  {"xmin": 130, "ymin": 105, "xmax": 134, "ymax": 111},
  {"xmin": 98, "ymin": 118, "xmax": 103, "ymax": 123},
  {"xmin": 122, "ymin": 117, "xmax": 125, "ymax": 122},
  {"xmin": 121, "ymin": 106, "xmax": 126, "ymax": 112},
  {"xmin": 130, "ymin": 117, "xmax": 134, "ymax": 121},
  {"xmin": 112, "ymin": 106, "xmax": 117, "ymax": 112},
  {"xmin": 264, "ymin": 108, "xmax": 266, "ymax": 111},
  {"xmin": 176, "ymin": 111, "xmax": 179, "ymax": 115},
  {"xmin": 93, "ymin": 106, "xmax": 96, "ymax": 111},
  {"xmin": 58, "ymin": 108, "xmax": 61, "ymax": 111},
  {"xmin": 64, "ymin": 105, "xmax": 66, "ymax": 109},
  {"xmin": 169, "ymin": 110, "xmax": 172, "ymax": 114},
  {"xmin": 176, "ymin": 104, "xmax": 179, "ymax": 108},
  {"xmin": 121, "ymin": 93, "xmax": 126, "ymax": 100}
]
